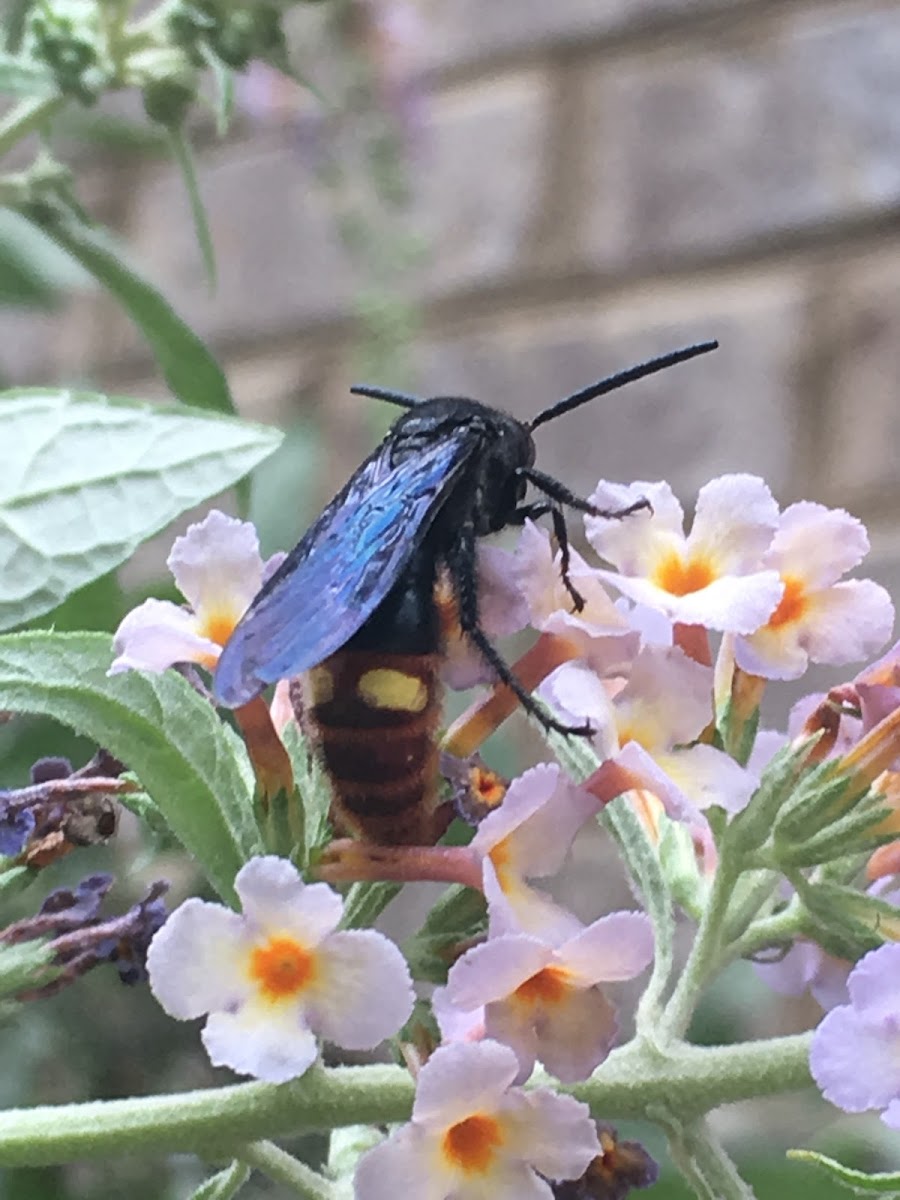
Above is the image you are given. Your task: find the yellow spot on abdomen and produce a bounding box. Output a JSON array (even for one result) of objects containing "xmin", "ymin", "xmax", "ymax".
[
  {"xmin": 358, "ymin": 668, "xmax": 429, "ymax": 712},
  {"xmin": 653, "ymin": 551, "xmax": 715, "ymax": 597},
  {"xmin": 307, "ymin": 665, "xmax": 335, "ymax": 705},
  {"xmin": 442, "ymin": 1113, "xmax": 504, "ymax": 1175},
  {"xmin": 249, "ymin": 935, "xmax": 315, "ymax": 1002},
  {"xmin": 513, "ymin": 965, "xmax": 571, "ymax": 1007},
  {"xmin": 767, "ymin": 576, "xmax": 807, "ymax": 629}
]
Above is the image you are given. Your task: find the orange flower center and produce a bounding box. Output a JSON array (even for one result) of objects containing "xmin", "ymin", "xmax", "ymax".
[
  {"xmin": 442, "ymin": 1113, "xmax": 504, "ymax": 1174},
  {"xmin": 653, "ymin": 552, "xmax": 714, "ymax": 597},
  {"xmin": 249, "ymin": 936, "xmax": 315, "ymax": 1002},
  {"xmin": 767, "ymin": 576, "xmax": 807, "ymax": 629},
  {"xmin": 199, "ymin": 609, "xmax": 240, "ymax": 647},
  {"xmin": 473, "ymin": 767, "xmax": 507, "ymax": 809},
  {"xmin": 514, "ymin": 965, "xmax": 570, "ymax": 1006}
]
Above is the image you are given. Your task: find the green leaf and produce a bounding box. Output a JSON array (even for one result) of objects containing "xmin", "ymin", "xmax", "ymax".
[
  {"xmin": 0, "ymin": 940, "xmax": 56, "ymax": 1000},
  {"xmin": 280, "ymin": 721, "xmax": 332, "ymax": 867},
  {"xmin": 0, "ymin": 54, "xmax": 57, "ymax": 97},
  {"xmin": 788, "ymin": 1150, "xmax": 900, "ymax": 1196},
  {"xmin": 188, "ymin": 1161, "xmax": 251, "ymax": 1200},
  {"xmin": 169, "ymin": 127, "xmax": 217, "ymax": 289},
  {"xmin": 0, "ymin": 389, "xmax": 282, "ymax": 630},
  {"xmin": 13, "ymin": 207, "xmax": 234, "ymax": 413},
  {"xmin": 402, "ymin": 884, "xmax": 486, "ymax": 983},
  {"xmin": 341, "ymin": 881, "xmax": 401, "ymax": 931},
  {"xmin": 0, "ymin": 632, "xmax": 262, "ymax": 903}
]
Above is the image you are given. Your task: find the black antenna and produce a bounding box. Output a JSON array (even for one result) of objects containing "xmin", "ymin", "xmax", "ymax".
[
  {"xmin": 350, "ymin": 384, "xmax": 422, "ymax": 410},
  {"xmin": 528, "ymin": 340, "xmax": 718, "ymax": 431}
]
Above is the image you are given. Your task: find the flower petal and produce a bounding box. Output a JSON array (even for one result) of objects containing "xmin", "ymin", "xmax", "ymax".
[
  {"xmin": 483, "ymin": 858, "xmax": 585, "ymax": 945},
  {"xmin": 804, "ymin": 581, "xmax": 894, "ymax": 665},
  {"xmin": 355, "ymin": 1125, "xmax": 445, "ymax": 1200},
  {"xmin": 765, "ymin": 502, "xmax": 869, "ymax": 586},
  {"xmin": 687, "ymin": 475, "xmax": 780, "ymax": 569},
  {"xmin": 847, "ymin": 943, "xmax": 900, "ymax": 1021},
  {"xmin": 309, "ymin": 929, "xmax": 413, "ymax": 1048},
  {"xmin": 168, "ymin": 510, "xmax": 265, "ymax": 635},
  {"xmin": 585, "ymin": 481, "xmax": 685, "ymax": 574},
  {"xmin": 506, "ymin": 1089, "xmax": 600, "ymax": 1180},
  {"xmin": 559, "ymin": 911, "xmax": 654, "ymax": 984},
  {"xmin": 614, "ymin": 646, "xmax": 713, "ymax": 751},
  {"xmin": 147, "ymin": 898, "xmax": 249, "ymax": 1019},
  {"xmin": 444, "ymin": 935, "xmax": 552, "ymax": 1009},
  {"xmin": 810, "ymin": 1003, "xmax": 900, "ymax": 1112},
  {"xmin": 235, "ymin": 857, "xmax": 342, "ymax": 943},
  {"xmin": 538, "ymin": 663, "xmax": 619, "ymax": 760},
  {"xmin": 600, "ymin": 570, "xmax": 784, "ymax": 635},
  {"xmin": 413, "ymin": 1040, "xmax": 520, "ymax": 1128},
  {"xmin": 654, "ymin": 744, "xmax": 758, "ymax": 815},
  {"xmin": 524, "ymin": 983, "xmax": 618, "ymax": 1083},
  {"xmin": 202, "ymin": 1003, "xmax": 318, "ymax": 1083},
  {"xmin": 109, "ymin": 599, "xmax": 219, "ymax": 674}
]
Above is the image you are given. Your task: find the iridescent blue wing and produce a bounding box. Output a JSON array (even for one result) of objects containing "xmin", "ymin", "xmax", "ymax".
[{"xmin": 214, "ymin": 430, "xmax": 479, "ymax": 706}]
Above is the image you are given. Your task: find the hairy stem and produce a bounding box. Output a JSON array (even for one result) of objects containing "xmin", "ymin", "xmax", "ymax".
[
  {"xmin": 665, "ymin": 1117, "xmax": 757, "ymax": 1200},
  {"xmin": 240, "ymin": 1140, "xmax": 335, "ymax": 1200},
  {"xmin": 0, "ymin": 1035, "xmax": 812, "ymax": 1167}
]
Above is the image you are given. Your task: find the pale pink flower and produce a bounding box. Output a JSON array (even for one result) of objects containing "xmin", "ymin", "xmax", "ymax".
[
  {"xmin": 585, "ymin": 476, "xmax": 783, "ymax": 634},
  {"xmin": 147, "ymin": 857, "xmax": 413, "ymax": 1083},
  {"xmin": 512, "ymin": 521, "xmax": 639, "ymax": 676},
  {"xmin": 109, "ymin": 510, "xmax": 282, "ymax": 676},
  {"xmin": 433, "ymin": 914, "xmax": 653, "ymax": 1083},
  {"xmin": 470, "ymin": 765, "xmax": 599, "ymax": 944},
  {"xmin": 354, "ymin": 1040, "xmax": 600, "ymax": 1200},
  {"xmin": 734, "ymin": 502, "xmax": 894, "ymax": 680},
  {"xmin": 540, "ymin": 647, "xmax": 756, "ymax": 822},
  {"xmin": 443, "ymin": 546, "xmax": 530, "ymax": 689}
]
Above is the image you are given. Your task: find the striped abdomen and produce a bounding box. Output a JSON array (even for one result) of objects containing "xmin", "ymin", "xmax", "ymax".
[{"xmin": 300, "ymin": 550, "xmax": 450, "ymax": 844}]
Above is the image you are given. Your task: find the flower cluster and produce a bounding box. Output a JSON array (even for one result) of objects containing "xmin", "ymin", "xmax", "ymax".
[{"xmin": 108, "ymin": 471, "xmax": 900, "ymax": 1191}]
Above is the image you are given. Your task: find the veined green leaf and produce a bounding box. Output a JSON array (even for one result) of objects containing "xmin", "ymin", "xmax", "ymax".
[
  {"xmin": 0, "ymin": 389, "xmax": 282, "ymax": 630},
  {"xmin": 0, "ymin": 632, "xmax": 262, "ymax": 903}
]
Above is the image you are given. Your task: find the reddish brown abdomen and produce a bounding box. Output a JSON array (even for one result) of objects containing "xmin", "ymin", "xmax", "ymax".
[{"xmin": 301, "ymin": 649, "xmax": 448, "ymax": 844}]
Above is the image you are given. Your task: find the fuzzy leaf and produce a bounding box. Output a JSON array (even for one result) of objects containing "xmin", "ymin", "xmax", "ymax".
[
  {"xmin": 0, "ymin": 632, "xmax": 262, "ymax": 903},
  {"xmin": 0, "ymin": 390, "xmax": 281, "ymax": 630}
]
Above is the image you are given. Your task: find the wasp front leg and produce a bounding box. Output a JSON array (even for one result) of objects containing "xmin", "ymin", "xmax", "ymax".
[{"xmin": 509, "ymin": 499, "xmax": 586, "ymax": 613}]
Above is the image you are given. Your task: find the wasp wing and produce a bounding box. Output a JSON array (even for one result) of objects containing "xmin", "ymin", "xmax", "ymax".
[{"xmin": 214, "ymin": 430, "xmax": 479, "ymax": 706}]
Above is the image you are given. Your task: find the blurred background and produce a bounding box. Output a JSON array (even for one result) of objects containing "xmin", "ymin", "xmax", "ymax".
[{"xmin": 2, "ymin": 0, "xmax": 900, "ymax": 1195}]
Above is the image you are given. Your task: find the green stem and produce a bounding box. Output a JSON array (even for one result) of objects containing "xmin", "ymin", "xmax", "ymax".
[
  {"xmin": 665, "ymin": 1117, "xmax": 757, "ymax": 1200},
  {"xmin": 0, "ymin": 1036, "xmax": 813, "ymax": 1168},
  {"xmin": 0, "ymin": 1064, "xmax": 413, "ymax": 1168},
  {"xmin": 571, "ymin": 1033, "xmax": 812, "ymax": 1118},
  {"xmin": 658, "ymin": 848, "xmax": 738, "ymax": 1042},
  {"xmin": 0, "ymin": 96, "xmax": 64, "ymax": 159},
  {"xmin": 240, "ymin": 1141, "xmax": 335, "ymax": 1200},
  {"xmin": 728, "ymin": 904, "xmax": 805, "ymax": 964}
]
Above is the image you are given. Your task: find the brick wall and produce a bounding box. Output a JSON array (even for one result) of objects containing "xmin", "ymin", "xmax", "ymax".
[{"xmin": 10, "ymin": 0, "xmax": 900, "ymax": 643}]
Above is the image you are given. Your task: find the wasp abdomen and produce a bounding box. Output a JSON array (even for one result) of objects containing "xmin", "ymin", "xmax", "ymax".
[{"xmin": 303, "ymin": 650, "xmax": 448, "ymax": 844}]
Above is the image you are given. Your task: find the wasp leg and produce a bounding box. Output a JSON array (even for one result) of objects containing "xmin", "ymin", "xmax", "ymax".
[
  {"xmin": 510, "ymin": 500, "xmax": 585, "ymax": 613},
  {"xmin": 447, "ymin": 522, "xmax": 592, "ymax": 740},
  {"xmin": 518, "ymin": 466, "xmax": 651, "ymax": 520}
]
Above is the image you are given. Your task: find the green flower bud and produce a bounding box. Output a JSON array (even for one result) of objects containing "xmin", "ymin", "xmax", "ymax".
[{"xmin": 142, "ymin": 76, "xmax": 196, "ymax": 128}]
